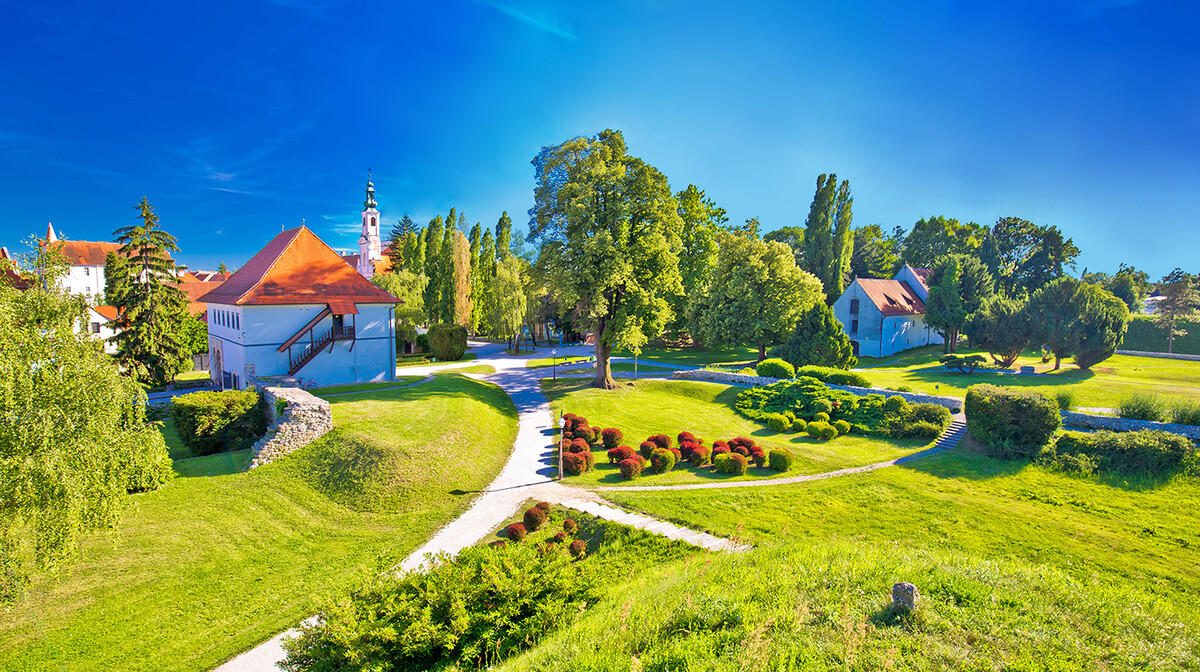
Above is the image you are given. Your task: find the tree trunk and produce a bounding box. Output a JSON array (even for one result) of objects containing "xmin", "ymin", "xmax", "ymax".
[
  {"xmin": 757, "ymin": 343, "xmax": 767, "ymax": 362},
  {"xmin": 1168, "ymin": 316, "xmax": 1175, "ymax": 354},
  {"xmin": 592, "ymin": 337, "xmax": 618, "ymax": 389},
  {"xmin": 1054, "ymin": 355, "xmax": 1062, "ymax": 370}
]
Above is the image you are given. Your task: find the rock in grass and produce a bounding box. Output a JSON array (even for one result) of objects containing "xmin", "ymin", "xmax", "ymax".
[{"xmin": 892, "ymin": 582, "xmax": 919, "ymax": 611}]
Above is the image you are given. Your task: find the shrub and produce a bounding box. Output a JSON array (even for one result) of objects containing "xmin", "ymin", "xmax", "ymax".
[
  {"xmin": 807, "ymin": 421, "xmax": 836, "ymax": 441},
  {"xmin": 506, "ymin": 522, "xmax": 527, "ymax": 541},
  {"xmin": 569, "ymin": 539, "xmax": 587, "ymax": 559},
  {"xmin": 1055, "ymin": 390, "xmax": 1075, "ymax": 412},
  {"xmin": 820, "ymin": 424, "xmax": 838, "ymax": 441},
  {"xmin": 791, "ymin": 417, "xmax": 807, "ymax": 433},
  {"xmin": 668, "ymin": 447, "xmax": 682, "ymax": 462},
  {"xmin": 897, "ymin": 421, "xmax": 943, "ymax": 439},
  {"xmin": 428, "ymin": 323, "xmax": 468, "ymax": 361},
  {"xmin": 766, "ymin": 413, "xmax": 790, "ymax": 432},
  {"xmin": 607, "ymin": 445, "xmax": 636, "ymax": 463},
  {"xmin": 550, "ymin": 532, "xmax": 566, "ymax": 544},
  {"xmin": 1119, "ymin": 393, "xmax": 1168, "ymax": 422},
  {"xmin": 536, "ymin": 501, "xmax": 551, "ymax": 513},
  {"xmin": 812, "ymin": 399, "xmax": 834, "ymax": 414},
  {"xmin": 794, "ymin": 365, "xmax": 871, "ymax": 387},
  {"xmin": 650, "ymin": 448, "xmax": 677, "ymax": 473},
  {"xmin": 562, "ymin": 452, "xmax": 587, "ymax": 475},
  {"xmin": 711, "ymin": 440, "xmax": 729, "ymax": 454},
  {"xmin": 170, "ymin": 389, "xmax": 266, "ymax": 456},
  {"xmin": 833, "ymin": 419, "xmax": 851, "ymax": 436},
  {"xmin": 523, "ymin": 506, "xmax": 548, "ymax": 531},
  {"xmin": 731, "ymin": 444, "xmax": 750, "ymax": 457},
  {"xmin": 964, "ymin": 384, "xmax": 1060, "ymax": 459},
  {"xmin": 677, "ymin": 431, "xmax": 698, "ymax": 445},
  {"xmin": 580, "ymin": 450, "xmax": 595, "ymax": 471},
  {"xmin": 601, "ymin": 428, "xmax": 623, "ymax": 449},
  {"xmin": 689, "ymin": 445, "xmax": 712, "ymax": 466},
  {"xmin": 414, "ymin": 332, "xmax": 430, "ymax": 352},
  {"xmin": 1171, "ymin": 399, "xmax": 1200, "ymax": 426},
  {"xmin": 575, "ymin": 425, "xmax": 599, "ymax": 444},
  {"xmin": 648, "ymin": 434, "xmax": 673, "ymax": 449},
  {"xmin": 729, "ymin": 437, "xmax": 754, "ymax": 449},
  {"xmin": 768, "ymin": 448, "xmax": 794, "ymax": 472},
  {"xmin": 909, "ymin": 403, "xmax": 951, "ymax": 427},
  {"xmin": 562, "ymin": 518, "xmax": 578, "ymax": 535},
  {"xmin": 677, "ymin": 440, "xmax": 700, "ymax": 460},
  {"xmin": 619, "ymin": 457, "xmax": 644, "ymax": 479},
  {"xmin": 812, "ymin": 411, "xmax": 830, "ymax": 423},
  {"xmin": 756, "ymin": 358, "xmax": 795, "ymax": 379},
  {"xmin": 715, "ymin": 453, "xmax": 749, "ymax": 475},
  {"xmin": 883, "ymin": 395, "xmax": 910, "ymax": 416},
  {"xmin": 750, "ymin": 449, "xmax": 767, "ymax": 468},
  {"xmin": 639, "ymin": 441, "xmax": 657, "ymax": 460},
  {"xmin": 1053, "ymin": 430, "xmax": 1196, "ymax": 475},
  {"xmin": 567, "ymin": 438, "xmax": 590, "ymax": 453}
]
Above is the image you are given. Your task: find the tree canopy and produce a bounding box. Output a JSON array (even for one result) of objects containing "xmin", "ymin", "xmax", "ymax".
[
  {"xmin": 965, "ymin": 295, "xmax": 1031, "ymax": 368},
  {"xmin": 1027, "ymin": 278, "xmax": 1129, "ymax": 370},
  {"xmin": 924, "ymin": 254, "xmax": 995, "ymax": 353},
  {"xmin": 901, "ymin": 216, "xmax": 986, "ymax": 268},
  {"xmin": 771, "ymin": 301, "xmax": 857, "ymax": 369},
  {"xmin": 802, "ymin": 174, "xmax": 854, "ymax": 301},
  {"xmin": 1153, "ymin": 268, "xmax": 1200, "ymax": 354}
]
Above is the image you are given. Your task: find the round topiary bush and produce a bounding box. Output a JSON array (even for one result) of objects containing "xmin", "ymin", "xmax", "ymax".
[
  {"xmin": 813, "ymin": 398, "xmax": 834, "ymax": 414},
  {"xmin": 711, "ymin": 443, "xmax": 731, "ymax": 457},
  {"xmin": 678, "ymin": 440, "xmax": 699, "ymax": 460},
  {"xmin": 766, "ymin": 413, "xmax": 790, "ymax": 432},
  {"xmin": 756, "ymin": 357, "xmax": 795, "ymax": 380},
  {"xmin": 689, "ymin": 445, "xmax": 712, "ymax": 466},
  {"xmin": 601, "ymin": 427, "xmax": 623, "ymax": 449},
  {"xmin": 536, "ymin": 501, "xmax": 551, "ymax": 513},
  {"xmin": 648, "ymin": 434, "xmax": 673, "ymax": 449},
  {"xmin": 820, "ymin": 424, "xmax": 838, "ymax": 441},
  {"xmin": 619, "ymin": 457, "xmax": 644, "ymax": 480},
  {"xmin": 428, "ymin": 323, "xmax": 468, "ymax": 361},
  {"xmin": 807, "ymin": 421, "xmax": 831, "ymax": 439},
  {"xmin": 569, "ymin": 539, "xmax": 587, "ymax": 559},
  {"xmin": 677, "ymin": 431, "xmax": 698, "ymax": 446},
  {"xmin": 883, "ymin": 395, "xmax": 910, "ymax": 416},
  {"xmin": 568, "ymin": 438, "xmax": 590, "ymax": 453},
  {"xmin": 833, "ymin": 419, "xmax": 852, "ymax": 436},
  {"xmin": 716, "ymin": 452, "xmax": 748, "ymax": 475},
  {"xmin": 768, "ymin": 448, "xmax": 794, "ymax": 472},
  {"xmin": 898, "ymin": 421, "xmax": 943, "ymax": 439},
  {"xmin": 562, "ymin": 518, "xmax": 578, "ymax": 535},
  {"xmin": 639, "ymin": 441, "xmax": 657, "ymax": 460},
  {"xmin": 750, "ymin": 449, "xmax": 767, "ymax": 468},
  {"xmin": 523, "ymin": 506, "xmax": 548, "ymax": 531},
  {"xmin": 551, "ymin": 531, "xmax": 566, "ymax": 544},
  {"xmin": 813, "ymin": 411, "xmax": 830, "ymax": 423},
  {"xmin": 730, "ymin": 437, "xmax": 754, "ymax": 450},
  {"xmin": 506, "ymin": 522, "xmax": 527, "ymax": 541},
  {"xmin": 731, "ymin": 444, "xmax": 750, "ymax": 457},
  {"xmin": 650, "ymin": 448, "xmax": 677, "ymax": 473},
  {"xmin": 581, "ymin": 450, "xmax": 595, "ymax": 471},
  {"xmin": 577, "ymin": 425, "xmax": 599, "ymax": 444},
  {"xmin": 562, "ymin": 451, "xmax": 587, "ymax": 475},
  {"xmin": 607, "ymin": 445, "xmax": 636, "ymax": 463},
  {"xmin": 791, "ymin": 417, "xmax": 807, "ymax": 433}
]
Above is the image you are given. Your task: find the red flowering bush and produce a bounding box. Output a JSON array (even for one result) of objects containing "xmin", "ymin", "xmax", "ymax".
[
  {"xmin": 524, "ymin": 506, "xmax": 548, "ymax": 531},
  {"xmin": 569, "ymin": 539, "xmax": 587, "ymax": 559},
  {"xmin": 678, "ymin": 440, "xmax": 700, "ymax": 460},
  {"xmin": 668, "ymin": 447, "xmax": 682, "ymax": 461},
  {"xmin": 619, "ymin": 457, "xmax": 644, "ymax": 479},
  {"xmin": 536, "ymin": 501, "xmax": 551, "ymax": 513},
  {"xmin": 712, "ymin": 440, "xmax": 729, "ymax": 452},
  {"xmin": 489, "ymin": 540, "xmax": 506, "ymax": 548},
  {"xmin": 581, "ymin": 450, "xmax": 595, "ymax": 471},
  {"xmin": 729, "ymin": 437, "xmax": 755, "ymax": 450},
  {"xmin": 711, "ymin": 443, "xmax": 731, "ymax": 457},
  {"xmin": 506, "ymin": 522, "xmax": 527, "ymax": 541},
  {"xmin": 563, "ymin": 518, "xmax": 578, "ymax": 535},
  {"xmin": 562, "ymin": 451, "xmax": 587, "ymax": 475},
  {"xmin": 577, "ymin": 425, "xmax": 599, "ymax": 443},
  {"xmin": 647, "ymin": 434, "xmax": 673, "ymax": 449},
  {"xmin": 601, "ymin": 427, "xmax": 624, "ymax": 449},
  {"xmin": 677, "ymin": 431, "xmax": 698, "ymax": 446},
  {"xmin": 650, "ymin": 448, "xmax": 677, "ymax": 473},
  {"xmin": 551, "ymin": 531, "xmax": 566, "ymax": 544},
  {"xmin": 731, "ymin": 444, "xmax": 750, "ymax": 457},
  {"xmin": 607, "ymin": 445, "xmax": 636, "ymax": 463},
  {"xmin": 639, "ymin": 441, "xmax": 657, "ymax": 460},
  {"xmin": 568, "ymin": 438, "xmax": 590, "ymax": 453},
  {"xmin": 750, "ymin": 449, "xmax": 767, "ymax": 468},
  {"xmin": 689, "ymin": 444, "xmax": 712, "ymax": 466}
]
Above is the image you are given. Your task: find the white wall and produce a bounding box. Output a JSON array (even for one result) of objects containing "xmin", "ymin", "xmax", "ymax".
[
  {"xmin": 833, "ymin": 280, "xmax": 942, "ymax": 358},
  {"xmin": 62, "ymin": 264, "xmax": 106, "ymax": 301}
]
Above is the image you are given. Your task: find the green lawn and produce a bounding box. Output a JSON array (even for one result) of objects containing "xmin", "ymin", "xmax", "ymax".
[
  {"xmin": 173, "ymin": 369, "xmax": 211, "ymax": 383},
  {"xmin": 612, "ymin": 344, "xmax": 760, "ymax": 368},
  {"xmin": 396, "ymin": 352, "xmax": 478, "ymax": 367},
  {"xmin": 543, "ymin": 379, "xmax": 930, "ymax": 486},
  {"xmin": 0, "ymin": 373, "xmax": 519, "ymax": 672},
  {"xmin": 858, "ymin": 348, "xmax": 1200, "ymax": 408},
  {"xmin": 158, "ymin": 416, "xmax": 189, "ymax": 460},
  {"xmin": 312, "ymin": 376, "xmax": 424, "ymax": 396},
  {"xmin": 171, "ymin": 449, "xmax": 250, "ymax": 478}
]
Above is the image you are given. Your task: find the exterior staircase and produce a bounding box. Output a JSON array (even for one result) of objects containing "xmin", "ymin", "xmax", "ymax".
[
  {"xmin": 933, "ymin": 415, "xmax": 968, "ymax": 451},
  {"xmin": 287, "ymin": 325, "xmax": 355, "ymax": 375}
]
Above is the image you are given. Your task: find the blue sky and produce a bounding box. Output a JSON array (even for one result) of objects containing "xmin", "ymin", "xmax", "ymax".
[{"xmin": 1, "ymin": 0, "xmax": 1196, "ymax": 277}]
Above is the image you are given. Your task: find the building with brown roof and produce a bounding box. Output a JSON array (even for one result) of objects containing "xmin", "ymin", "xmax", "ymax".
[
  {"xmin": 198, "ymin": 225, "xmax": 401, "ymax": 390},
  {"xmin": 832, "ymin": 263, "xmax": 944, "ymax": 358},
  {"xmin": 43, "ymin": 222, "xmax": 174, "ymax": 301}
]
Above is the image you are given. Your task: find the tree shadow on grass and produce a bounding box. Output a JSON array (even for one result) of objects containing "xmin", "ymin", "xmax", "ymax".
[{"xmin": 323, "ymin": 372, "xmax": 518, "ymax": 419}]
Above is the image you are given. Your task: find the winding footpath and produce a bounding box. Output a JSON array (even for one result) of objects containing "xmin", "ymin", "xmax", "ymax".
[{"xmin": 213, "ymin": 341, "xmax": 966, "ymax": 671}]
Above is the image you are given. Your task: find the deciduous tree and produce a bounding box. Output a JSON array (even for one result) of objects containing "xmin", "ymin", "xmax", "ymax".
[
  {"xmin": 849, "ymin": 223, "xmax": 902, "ymax": 279},
  {"xmin": 965, "ymin": 295, "xmax": 1030, "ymax": 368},
  {"xmin": 763, "ymin": 226, "xmax": 804, "ymax": 268},
  {"xmin": 802, "ymin": 173, "xmax": 854, "ymax": 301},
  {"xmin": 488, "ymin": 255, "xmax": 526, "ymax": 350},
  {"xmin": 528, "ymin": 129, "xmax": 683, "ymax": 388},
  {"xmin": 372, "ymin": 270, "xmax": 428, "ymax": 352},
  {"xmin": 902, "ymin": 216, "xmax": 985, "ymax": 268},
  {"xmin": 1154, "ymin": 268, "xmax": 1200, "ymax": 353},
  {"xmin": 451, "ymin": 230, "xmax": 472, "ymax": 328},
  {"xmin": 674, "ymin": 184, "xmax": 726, "ymax": 330}
]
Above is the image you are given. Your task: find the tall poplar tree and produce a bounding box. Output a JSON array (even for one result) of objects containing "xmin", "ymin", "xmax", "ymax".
[
  {"xmin": 528, "ymin": 129, "xmax": 683, "ymax": 388},
  {"xmin": 438, "ymin": 213, "xmax": 456, "ymax": 323},
  {"xmin": 423, "ymin": 215, "xmax": 444, "ymax": 322},
  {"xmin": 802, "ymin": 173, "xmax": 854, "ymax": 301},
  {"xmin": 496, "ymin": 212, "xmax": 513, "ymax": 260},
  {"xmin": 451, "ymin": 230, "xmax": 473, "ymax": 328},
  {"xmin": 475, "ymin": 230, "xmax": 497, "ymax": 334}
]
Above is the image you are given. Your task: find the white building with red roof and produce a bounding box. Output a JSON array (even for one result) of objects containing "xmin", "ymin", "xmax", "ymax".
[
  {"xmin": 198, "ymin": 226, "xmax": 401, "ymax": 389},
  {"xmin": 832, "ymin": 263, "xmax": 944, "ymax": 358},
  {"xmin": 339, "ymin": 176, "xmax": 390, "ymax": 278},
  {"xmin": 44, "ymin": 222, "xmax": 124, "ymax": 300}
]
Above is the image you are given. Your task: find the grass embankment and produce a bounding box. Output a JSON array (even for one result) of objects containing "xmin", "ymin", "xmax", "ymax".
[
  {"xmin": 543, "ymin": 379, "xmax": 928, "ymax": 486},
  {"xmin": 859, "ymin": 347, "xmax": 1200, "ymax": 408},
  {"xmin": 527, "ymin": 356, "xmax": 675, "ymax": 374},
  {"xmin": 397, "ymin": 352, "xmax": 478, "ymax": 367},
  {"xmin": 0, "ymin": 373, "xmax": 519, "ymax": 672},
  {"xmin": 613, "ymin": 344, "xmax": 760, "ymax": 368}
]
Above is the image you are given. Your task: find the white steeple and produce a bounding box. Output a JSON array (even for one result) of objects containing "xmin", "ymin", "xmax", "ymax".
[
  {"xmin": 46, "ymin": 222, "xmax": 58, "ymax": 243},
  {"xmin": 357, "ymin": 173, "xmax": 381, "ymax": 277}
]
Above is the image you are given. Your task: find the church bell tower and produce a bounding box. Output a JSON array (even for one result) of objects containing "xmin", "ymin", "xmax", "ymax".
[{"xmin": 358, "ymin": 173, "xmax": 382, "ymax": 277}]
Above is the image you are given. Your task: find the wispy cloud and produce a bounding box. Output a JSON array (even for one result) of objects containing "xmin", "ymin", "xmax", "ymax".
[
  {"xmin": 470, "ymin": 0, "xmax": 577, "ymax": 41},
  {"xmin": 208, "ymin": 186, "xmax": 256, "ymax": 196}
]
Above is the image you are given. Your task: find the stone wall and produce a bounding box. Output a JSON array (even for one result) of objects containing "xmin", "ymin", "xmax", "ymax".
[
  {"xmin": 1060, "ymin": 411, "xmax": 1200, "ymax": 440},
  {"xmin": 246, "ymin": 386, "xmax": 334, "ymax": 470},
  {"xmin": 1115, "ymin": 350, "xmax": 1200, "ymax": 362},
  {"xmin": 671, "ymin": 369, "xmax": 963, "ymax": 412}
]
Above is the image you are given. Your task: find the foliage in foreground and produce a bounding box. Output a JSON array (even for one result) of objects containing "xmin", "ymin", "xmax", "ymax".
[
  {"xmin": 499, "ymin": 538, "xmax": 1199, "ymax": 671},
  {"xmin": 1050, "ymin": 429, "xmax": 1197, "ymax": 477},
  {"xmin": 964, "ymin": 384, "xmax": 1061, "ymax": 459}
]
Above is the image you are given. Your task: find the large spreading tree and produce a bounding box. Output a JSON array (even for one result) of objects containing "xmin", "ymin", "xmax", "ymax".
[
  {"xmin": 924, "ymin": 253, "xmax": 995, "ymax": 353},
  {"xmin": 692, "ymin": 231, "xmax": 824, "ymax": 362},
  {"xmin": 1154, "ymin": 268, "xmax": 1199, "ymax": 353},
  {"xmin": 901, "ymin": 216, "xmax": 986, "ymax": 268},
  {"xmin": 802, "ymin": 173, "xmax": 854, "ymax": 301},
  {"xmin": 528, "ymin": 129, "xmax": 683, "ymax": 389},
  {"xmin": 1027, "ymin": 277, "xmax": 1129, "ymax": 370},
  {"xmin": 109, "ymin": 198, "xmax": 192, "ymax": 386},
  {"xmin": 978, "ymin": 216, "xmax": 1080, "ymax": 297},
  {"xmin": 965, "ymin": 295, "xmax": 1031, "ymax": 367}
]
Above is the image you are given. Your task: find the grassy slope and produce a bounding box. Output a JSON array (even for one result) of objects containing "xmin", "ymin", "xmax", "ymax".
[
  {"xmin": 861, "ymin": 347, "xmax": 1200, "ymax": 407},
  {"xmin": 543, "ymin": 379, "xmax": 929, "ymax": 486},
  {"xmin": 0, "ymin": 373, "xmax": 518, "ymax": 672}
]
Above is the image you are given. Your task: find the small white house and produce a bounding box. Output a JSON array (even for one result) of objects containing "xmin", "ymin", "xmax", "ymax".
[
  {"xmin": 43, "ymin": 222, "xmax": 127, "ymax": 302},
  {"xmin": 832, "ymin": 264, "xmax": 944, "ymax": 358},
  {"xmin": 85, "ymin": 305, "xmax": 119, "ymax": 354},
  {"xmin": 199, "ymin": 226, "xmax": 401, "ymax": 390}
]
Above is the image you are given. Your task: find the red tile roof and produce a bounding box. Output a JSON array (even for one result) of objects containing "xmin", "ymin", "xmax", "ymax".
[
  {"xmin": 855, "ymin": 279, "xmax": 926, "ymax": 317},
  {"xmin": 909, "ymin": 266, "xmax": 933, "ymax": 292},
  {"xmin": 92, "ymin": 305, "xmax": 119, "ymax": 321},
  {"xmin": 199, "ymin": 227, "xmax": 400, "ymax": 306},
  {"xmin": 181, "ymin": 279, "xmax": 227, "ymax": 314},
  {"xmin": 46, "ymin": 239, "xmax": 175, "ymax": 267}
]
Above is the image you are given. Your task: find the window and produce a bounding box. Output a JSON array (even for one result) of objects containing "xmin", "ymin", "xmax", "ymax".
[
  {"xmin": 851, "ymin": 319, "xmax": 858, "ymax": 335},
  {"xmin": 849, "ymin": 299, "xmax": 860, "ymax": 315},
  {"xmin": 85, "ymin": 267, "xmax": 90, "ymax": 276},
  {"xmin": 235, "ymin": 313, "xmax": 239, "ymax": 330},
  {"xmin": 333, "ymin": 314, "xmax": 345, "ymax": 331},
  {"xmin": 90, "ymin": 322, "xmax": 100, "ymax": 334}
]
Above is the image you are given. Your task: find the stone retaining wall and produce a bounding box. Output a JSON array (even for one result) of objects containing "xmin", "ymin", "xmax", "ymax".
[
  {"xmin": 1115, "ymin": 350, "xmax": 1200, "ymax": 362},
  {"xmin": 1060, "ymin": 411, "xmax": 1200, "ymax": 440},
  {"xmin": 246, "ymin": 387, "xmax": 333, "ymax": 470},
  {"xmin": 671, "ymin": 369, "xmax": 963, "ymax": 412}
]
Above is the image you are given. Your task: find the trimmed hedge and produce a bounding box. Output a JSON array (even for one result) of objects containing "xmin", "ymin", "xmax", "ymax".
[
  {"xmin": 964, "ymin": 384, "xmax": 1061, "ymax": 459},
  {"xmin": 523, "ymin": 506, "xmax": 548, "ymax": 531},
  {"xmin": 768, "ymin": 448, "xmax": 794, "ymax": 472},
  {"xmin": 766, "ymin": 413, "xmax": 790, "ymax": 432},
  {"xmin": 756, "ymin": 358, "xmax": 795, "ymax": 379},
  {"xmin": 607, "ymin": 445, "xmax": 636, "ymax": 463},
  {"xmin": 794, "ymin": 366, "xmax": 872, "ymax": 388},
  {"xmin": 714, "ymin": 453, "xmax": 749, "ymax": 475},
  {"xmin": 650, "ymin": 448, "xmax": 677, "ymax": 473},
  {"xmin": 689, "ymin": 445, "xmax": 712, "ymax": 466},
  {"xmin": 601, "ymin": 428, "xmax": 623, "ymax": 449},
  {"xmin": 428, "ymin": 323, "xmax": 468, "ymax": 361},
  {"xmin": 1052, "ymin": 430, "xmax": 1196, "ymax": 476},
  {"xmin": 170, "ymin": 389, "xmax": 266, "ymax": 456},
  {"xmin": 619, "ymin": 456, "xmax": 645, "ymax": 479}
]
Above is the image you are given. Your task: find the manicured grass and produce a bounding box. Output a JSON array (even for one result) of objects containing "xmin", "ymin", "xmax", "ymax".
[
  {"xmin": 612, "ymin": 344, "xmax": 760, "ymax": 368},
  {"xmin": 0, "ymin": 373, "xmax": 519, "ymax": 672},
  {"xmin": 312, "ymin": 377, "xmax": 424, "ymax": 396},
  {"xmin": 396, "ymin": 352, "xmax": 477, "ymax": 367},
  {"xmin": 527, "ymin": 355, "xmax": 589, "ymax": 369},
  {"xmin": 860, "ymin": 348, "xmax": 1200, "ymax": 407},
  {"xmin": 543, "ymin": 379, "xmax": 929, "ymax": 486},
  {"xmin": 157, "ymin": 416, "xmax": 189, "ymax": 460},
  {"xmin": 173, "ymin": 369, "xmax": 211, "ymax": 383},
  {"xmin": 454, "ymin": 364, "xmax": 497, "ymax": 374},
  {"xmin": 171, "ymin": 449, "xmax": 251, "ymax": 478}
]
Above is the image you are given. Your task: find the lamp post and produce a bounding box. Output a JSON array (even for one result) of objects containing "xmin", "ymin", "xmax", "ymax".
[{"xmin": 552, "ymin": 348, "xmax": 557, "ymax": 381}]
